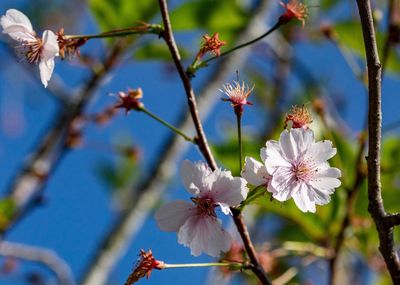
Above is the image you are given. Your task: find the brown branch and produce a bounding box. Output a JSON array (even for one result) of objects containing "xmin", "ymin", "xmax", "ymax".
[
  {"xmin": 385, "ymin": 213, "xmax": 400, "ymax": 228},
  {"xmin": 0, "ymin": 241, "xmax": 75, "ymax": 285},
  {"xmin": 157, "ymin": 0, "xmax": 217, "ymax": 170},
  {"xmin": 2, "ymin": 40, "xmax": 128, "ymax": 235},
  {"xmin": 231, "ymin": 208, "xmax": 271, "ymax": 285},
  {"xmin": 356, "ymin": 0, "xmax": 400, "ymax": 283}
]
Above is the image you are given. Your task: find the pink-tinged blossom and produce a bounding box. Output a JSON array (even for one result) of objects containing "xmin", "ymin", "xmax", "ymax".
[
  {"xmin": 1, "ymin": 9, "xmax": 59, "ymax": 87},
  {"xmin": 155, "ymin": 160, "xmax": 248, "ymax": 257},
  {"xmin": 263, "ymin": 128, "xmax": 341, "ymax": 213},
  {"xmin": 284, "ymin": 105, "xmax": 313, "ymax": 129},
  {"xmin": 279, "ymin": 0, "xmax": 308, "ymax": 27},
  {"xmin": 220, "ymin": 81, "xmax": 254, "ymax": 115}
]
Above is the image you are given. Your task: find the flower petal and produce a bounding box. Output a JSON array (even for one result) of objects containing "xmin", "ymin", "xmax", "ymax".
[
  {"xmin": 241, "ymin": 157, "xmax": 270, "ymax": 186},
  {"xmin": 292, "ymin": 183, "xmax": 316, "ymax": 213},
  {"xmin": 39, "ymin": 30, "xmax": 59, "ymax": 88},
  {"xmin": 39, "ymin": 57, "xmax": 55, "ymax": 88},
  {"xmin": 279, "ymin": 129, "xmax": 298, "ymax": 161},
  {"xmin": 309, "ymin": 185, "xmax": 332, "ymax": 206},
  {"xmin": 306, "ymin": 140, "xmax": 337, "ymax": 165},
  {"xmin": 208, "ymin": 168, "xmax": 248, "ymax": 208},
  {"xmin": 1, "ymin": 9, "xmax": 35, "ymax": 41},
  {"xmin": 178, "ymin": 215, "xmax": 231, "ymax": 257},
  {"xmin": 271, "ymin": 173, "xmax": 296, "ymax": 202},
  {"xmin": 42, "ymin": 30, "xmax": 59, "ymax": 59},
  {"xmin": 269, "ymin": 167, "xmax": 296, "ymax": 199},
  {"xmin": 309, "ymin": 167, "xmax": 341, "ymax": 192},
  {"xmin": 155, "ymin": 200, "xmax": 195, "ymax": 232},
  {"xmin": 264, "ymin": 142, "xmax": 291, "ymax": 175},
  {"xmin": 180, "ymin": 160, "xmax": 212, "ymax": 195}
]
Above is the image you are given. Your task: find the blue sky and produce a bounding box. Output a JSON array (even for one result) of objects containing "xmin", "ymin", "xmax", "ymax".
[{"xmin": 0, "ymin": 1, "xmax": 399, "ymax": 285}]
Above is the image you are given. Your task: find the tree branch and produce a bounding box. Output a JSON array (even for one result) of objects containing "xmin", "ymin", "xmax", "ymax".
[
  {"xmin": 385, "ymin": 213, "xmax": 400, "ymax": 228},
  {"xmin": 157, "ymin": 0, "xmax": 271, "ymax": 284},
  {"xmin": 2, "ymin": 40, "xmax": 128, "ymax": 235},
  {"xmin": 356, "ymin": 0, "xmax": 400, "ymax": 282},
  {"xmin": 157, "ymin": 0, "xmax": 217, "ymax": 170},
  {"xmin": 0, "ymin": 241, "xmax": 75, "ymax": 285}
]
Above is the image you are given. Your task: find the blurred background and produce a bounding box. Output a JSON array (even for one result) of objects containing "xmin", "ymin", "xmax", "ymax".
[{"xmin": 0, "ymin": 0, "xmax": 399, "ymax": 284}]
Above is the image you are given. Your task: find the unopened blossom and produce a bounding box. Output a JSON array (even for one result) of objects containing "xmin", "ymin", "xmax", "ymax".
[
  {"xmin": 284, "ymin": 105, "xmax": 313, "ymax": 129},
  {"xmin": 155, "ymin": 160, "xmax": 248, "ymax": 257},
  {"xmin": 114, "ymin": 88, "xmax": 144, "ymax": 114},
  {"xmin": 196, "ymin": 32, "xmax": 226, "ymax": 60},
  {"xmin": 263, "ymin": 128, "xmax": 341, "ymax": 213},
  {"xmin": 279, "ymin": 0, "xmax": 308, "ymax": 27},
  {"xmin": 1, "ymin": 9, "xmax": 59, "ymax": 87},
  {"xmin": 125, "ymin": 249, "xmax": 164, "ymax": 285},
  {"xmin": 220, "ymin": 81, "xmax": 254, "ymax": 115}
]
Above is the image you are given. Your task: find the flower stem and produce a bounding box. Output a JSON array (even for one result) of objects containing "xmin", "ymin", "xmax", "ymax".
[
  {"xmin": 138, "ymin": 107, "xmax": 195, "ymax": 143},
  {"xmin": 236, "ymin": 112, "xmax": 243, "ymax": 172},
  {"xmin": 65, "ymin": 25, "xmax": 163, "ymax": 40},
  {"xmin": 204, "ymin": 22, "xmax": 281, "ymax": 64},
  {"xmin": 240, "ymin": 185, "xmax": 266, "ymax": 209},
  {"xmin": 163, "ymin": 262, "xmax": 241, "ymax": 269}
]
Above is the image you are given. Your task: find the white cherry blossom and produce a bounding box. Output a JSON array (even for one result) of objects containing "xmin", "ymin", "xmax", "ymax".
[
  {"xmin": 263, "ymin": 128, "xmax": 341, "ymax": 213},
  {"xmin": 155, "ymin": 160, "xmax": 248, "ymax": 257},
  {"xmin": 1, "ymin": 9, "xmax": 59, "ymax": 87}
]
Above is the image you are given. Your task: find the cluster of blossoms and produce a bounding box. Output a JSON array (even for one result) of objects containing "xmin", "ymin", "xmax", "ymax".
[{"xmin": 156, "ymin": 103, "xmax": 341, "ymax": 256}]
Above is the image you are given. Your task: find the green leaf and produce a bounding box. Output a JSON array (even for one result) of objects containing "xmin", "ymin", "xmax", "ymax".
[
  {"xmin": 97, "ymin": 156, "xmax": 138, "ymax": 191},
  {"xmin": 134, "ymin": 42, "xmax": 189, "ymax": 61},
  {"xmin": 88, "ymin": 0, "xmax": 158, "ymax": 31},
  {"xmin": 0, "ymin": 199, "xmax": 16, "ymax": 230},
  {"xmin": 335, "ymin": 21, "xmax": 400, "ymax": 75},
  {"xmin": 170, "ymin": 0, "xmax": 247, "ymax": 32}
]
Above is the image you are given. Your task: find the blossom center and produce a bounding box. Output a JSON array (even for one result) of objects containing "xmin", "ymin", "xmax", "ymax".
[
  {"xmin": 292, "ymin": 161, "xmax": 313, "ymax": 182},
  {"xmin": 18, "ymin": 38, "xmax": 43, "ymax": 64},
  {"xmin": 191, "ymin": 197, "xmax": 217, "ymax": 217}
]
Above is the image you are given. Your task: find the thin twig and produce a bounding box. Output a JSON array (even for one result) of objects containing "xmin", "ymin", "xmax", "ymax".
[
  {"xmin": 385, "ymin": 213, "xmax": 400, "ymax": 228},
  {"xmin": 3, "ymin": 40, "xmax": 128, "ymax": 235},
  {"xmin": 158, "ymin": 0, "xmax": 216, "ymax": 170},
  {"xmin": 356, "ymin": 0, "xmax": 400, "ymax": 282},
  {"xmin": 0, "ymin": 241, "xmax": 76, "ymax": 285}
]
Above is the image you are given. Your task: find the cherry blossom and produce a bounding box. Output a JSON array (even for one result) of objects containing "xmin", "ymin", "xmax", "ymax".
[
  {"xmin": 284, "ymin": 105, "xmax": 313, "ymax": 129},
  {"xmin": 113, "ymin": 88, "xmax": 144, "ymax": 114},
  {"xmin": 220, "ymin": 81, "xmax": 254, "ymax": 115},
  {"xmin": 1, "ymin": 9, "xmax": 59, "ymax": 87},
  {"xmin": 196, "ymin": 32, "xmax": 226, "ymax": 60},
  {"xmin": 125, "ymin": 249, "xmax": 164, "ymax": 285},
  {"xmin": 155, "ymin": 160, "xmax": 248, "ymax": 257},
  {"xmin": 279, "ymin": 0, "xmax": 308, "ymax": 27},
  {"xmin": 263, "ymin": 128, "xmax": 341, "ymax": 213}
]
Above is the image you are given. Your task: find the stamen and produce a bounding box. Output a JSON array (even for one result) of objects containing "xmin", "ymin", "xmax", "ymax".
[{"xmin": 191, "ymin": 197, "xmax": 217, "ymax": 217}]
